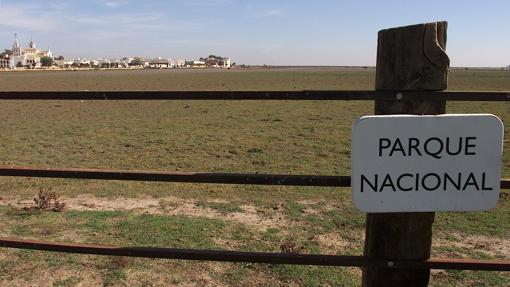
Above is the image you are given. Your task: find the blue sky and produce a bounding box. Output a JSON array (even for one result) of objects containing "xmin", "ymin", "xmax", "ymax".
[{"xmin": 0, "ymin": 0, "xmax": 508, "ymax": 66}]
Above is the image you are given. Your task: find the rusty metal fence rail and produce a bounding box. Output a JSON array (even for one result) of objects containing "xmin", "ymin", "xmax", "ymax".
[
  {"xmin": 0, "ymin": 237, "xmax": 509, "ymax": 271},
  {"xmin": 0, "ymin": 167, "xmax": 508, "ymax": 188},
  {"xmin": 0, "ymin": 90, "xmax": 509, "ymax": 101},
  {"xmin": 0, "ymin": 90, "xmax": 509, "ymax": 272}
]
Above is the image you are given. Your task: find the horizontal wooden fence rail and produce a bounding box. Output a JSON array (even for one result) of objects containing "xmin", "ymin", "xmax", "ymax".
[
  {"xmin": 0, "ymin": 166, "xmax": 509, "ymax": 189},
  {"xmin": 0, "ymin": 91, "xmax": 508, "ymax": 101},
  {"xmin": 0, "ymin": 237, "xmax": 508, "ymax": 271}
]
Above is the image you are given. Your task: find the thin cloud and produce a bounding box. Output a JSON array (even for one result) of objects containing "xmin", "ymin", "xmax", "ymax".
[
  {"xmin": 63, "ymin": 15, "xmax": 107, "ymax": 25},
  {"xmin": 186, "ymin": 0, "xmax": 232, "ymax": 7},
  {"xmin": 63, "ymin": 13, "xmax": 201, "ymax": 32},
  {"xmin": 0, "ymin": 4, "xmax": 57, "ymax": 32},
  {"xmin": 252, "ymin": 9, "xmax": 284, "ymax": 18},
  {"xmin": 48, "ymin": 2, "xmax": 71, "ymax": 11},
  {"xmin": 104, "ymin": 1, "xmax": 129, "ymax": 8}
]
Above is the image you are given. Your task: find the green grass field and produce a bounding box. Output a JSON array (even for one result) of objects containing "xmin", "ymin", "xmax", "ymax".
[{"xmin": 0, "ymin": 68, "xmax": 508, "ymax": 286}]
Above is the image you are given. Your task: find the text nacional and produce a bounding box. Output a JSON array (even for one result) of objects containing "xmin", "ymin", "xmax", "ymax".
[{"xmin": 360, "ymin": 136, "xmax": 493, "ymax": 193}]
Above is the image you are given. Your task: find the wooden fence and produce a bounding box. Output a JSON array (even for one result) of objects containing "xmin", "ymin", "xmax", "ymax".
[{"xmin": 0, "ymin": 90, "xmax": 508, "ymax": 280}]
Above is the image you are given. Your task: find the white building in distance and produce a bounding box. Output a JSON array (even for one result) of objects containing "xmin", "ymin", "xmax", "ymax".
[
  {"xmin": 222, "ymin": 58, "xmax": 231, "ymax": 68},
  {"xmin": 171, "ymin": 59, "xmax": 185, "ymax": 68},
  {"xmin": 8, "ymin": 34, "xmax": 53, "ymax": 69}
]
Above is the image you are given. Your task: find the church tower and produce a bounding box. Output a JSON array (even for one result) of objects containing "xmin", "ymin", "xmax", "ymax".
[
  {"xmin": 29, "ymin": 37, "xmax": 36, "ymax": 49},
  {"xmin": 12, "ymin": 33, "xmax": 22, "ymax": 56}
]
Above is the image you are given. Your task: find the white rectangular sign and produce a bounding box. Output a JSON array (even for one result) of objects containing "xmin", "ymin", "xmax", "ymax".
[{"xmin": 351, "ymin": 114, "xmax": 504, "ymax": 213}]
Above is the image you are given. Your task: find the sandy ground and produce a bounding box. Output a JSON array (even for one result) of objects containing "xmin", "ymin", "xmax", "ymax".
[{"xmin": 1, "ymin": 194, "xmax": 508, "ymax": 259}]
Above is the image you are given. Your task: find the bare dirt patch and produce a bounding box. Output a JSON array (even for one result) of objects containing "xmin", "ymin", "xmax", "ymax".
[
  {"xmin": 296, "ymin": 199, "xmax": 318, "ymax": 205},
  {"xmin": 297, "ymin": 200, "xmax": 338, "ymax": 216},
  {"xmin": 0, "ymin": 194, "xmax": 161, "ymax": 214},
  {"xmin": 125, "ymin": 261, "xmax": 227, "ymax": 287},
  {"xmin": 433, "ymin": 232, "xmax": 510, "ymax": 258},
  {"xmin": 346, "ymin": 267, "xmax": 362, "ymax": 281},
  {"xmin": 0, "ymin": 195, "xmax": 291, "ymax": 232},
  {"xmin": 313, "ymin": 233, "xmax": 351, "ymax": 253},
  {"xmin": 0, "ymin": 263, "xmax": 102, "ymax": 287},
  {"xmin": 226, "ymin": 205, "xmax": 287, "ymax": 232}
]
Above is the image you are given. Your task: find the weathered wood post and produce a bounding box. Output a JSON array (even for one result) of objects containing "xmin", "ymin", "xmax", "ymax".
[{"xmin": 362, "ymin": 22, "xmax": 450, "ymax": 286}]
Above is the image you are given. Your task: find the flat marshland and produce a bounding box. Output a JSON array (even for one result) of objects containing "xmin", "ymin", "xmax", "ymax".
[{"xmin": 0, "ymin": 68, "xmax": 508, "ymax": 286}]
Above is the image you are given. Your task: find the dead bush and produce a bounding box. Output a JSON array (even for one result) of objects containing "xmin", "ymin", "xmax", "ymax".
[
  {"xmin": 24, "ymin": 189, "xmax": 66, "ymax": 212},
  {"xmin": 280, "ymin": 241, "xmax": 302, "ymax": 254}
]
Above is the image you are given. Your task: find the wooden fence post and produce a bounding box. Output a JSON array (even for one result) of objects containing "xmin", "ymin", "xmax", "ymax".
[{"xmin": 362, "ymin": 22, "xmax": 450, "ymax": 287}]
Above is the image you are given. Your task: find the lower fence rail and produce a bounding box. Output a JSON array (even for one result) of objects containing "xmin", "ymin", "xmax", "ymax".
[
  {"xmin": 0, "ymin": 166, "xmax": 508, "ymax": 272},
  {"xmin": 0, "ymin": 237, "xmax": 508, "ymax": 271}
]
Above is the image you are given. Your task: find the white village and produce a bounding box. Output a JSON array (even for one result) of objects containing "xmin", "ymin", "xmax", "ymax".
[{"xmin": 0, "ymin": 34, "xmax": 232, "ymax": 70}]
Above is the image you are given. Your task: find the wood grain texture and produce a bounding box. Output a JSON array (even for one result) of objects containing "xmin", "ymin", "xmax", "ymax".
[
  {"xmin": 375, "ymin": 22, "xmax": 449, "ymax": 91},
  {"xmin": 363, "ymin": 21, "xmax": 449, "ymax": 287}
]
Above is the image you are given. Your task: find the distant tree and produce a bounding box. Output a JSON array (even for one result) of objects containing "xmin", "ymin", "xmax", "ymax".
[
  {"xmin": 201, "ymin": 55, "xmax": 224, "ymax": 61},
  {"xmin": 40, "ymin": 56, "xmax": 54, "ymax": 67},
  {"xmin": 130, "ymin": 58, "xmax": 144, "ymax": 66},
  {"xmin": 0, "ymin": 49, "xmax": 12, "ymax": 58},
  {"xmin": 55, "ymin": 55, "xmax": 65, "ymax": 60}
]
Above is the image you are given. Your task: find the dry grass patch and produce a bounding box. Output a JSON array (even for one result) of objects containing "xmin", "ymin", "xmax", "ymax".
[
  {"xmin": 1, "ymin": 194, "xmax": 293, "ymax": 233},
  {"xmin": 313, "ymin": 233, "xmax": 351, "ymax": 253},
  {"xmin": 433, "ymin": 233, "xmax": 510, "ymax": 259}
]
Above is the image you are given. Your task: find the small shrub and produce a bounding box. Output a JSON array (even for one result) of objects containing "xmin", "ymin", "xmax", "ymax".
[
  {"xmin": 280, "ymin": 241, "xmax": 302, "ymax": 254},
  {"xmin": 25, "ymin": 189, "xmax": 66, "ymax": 212}
]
